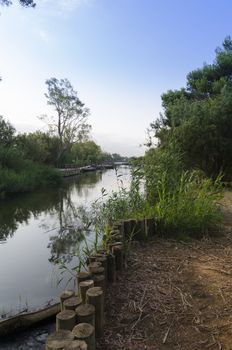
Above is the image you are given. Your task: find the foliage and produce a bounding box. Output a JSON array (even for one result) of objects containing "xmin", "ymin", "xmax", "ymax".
[
  {"xmin": 0, "ymin": 116, "xmax": 15, "ymax": 147},
  {"xmin": 95, "ymin": 149, "xmax": 223, "ymax": 240},
  {"xmin": 153, "ymin": 170, "xmax": 223, "ymax": 238},
  {"xmin": 16, "ymin": 132, "xmax": 59, "ymax": 165},
  {"xmin": 40, "ymin": 78, "xmax": 91, "ymax": 165},
  {"xmin": 0, "ymin": 117, "xmax": 62, "ymax": 197},
  {"xmin": 71, "ymin": 140, "xmax": 103, "ymax": 166},
  {"xmin": 0, "ymin": 161, "xmax": 62, "ymax": 197},
  {"xmin": 151, "ymin": 37, "xmax": 232, "ymax": 179},
  {"xmin": 0, "ymin": 0, "xmax": 36, "ymax": 7}
]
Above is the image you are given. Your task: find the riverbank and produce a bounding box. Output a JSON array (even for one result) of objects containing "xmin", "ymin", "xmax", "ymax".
[
  {"xmin": 99, "ymin": 234, "xmax": 232, "ymax": 350},
  {"xmin": 0, "ymin": 161, "xmax": 62, "ymax": 198},
  {"xmin": 3, "ymin": 227, "xmax": 232, "ymax": 349},
  {"xmin": 97, "ymin": 191, "xmax": 232, "ymax": 350}
]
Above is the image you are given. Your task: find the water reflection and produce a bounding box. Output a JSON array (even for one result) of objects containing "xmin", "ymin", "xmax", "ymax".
[
  {"xmin": 0, "ymin": 171, "xmax": 102, "ymax": 245},
  {"xmin": 0, "ymin": 167, "xmax": 130, "ymax": 315}
]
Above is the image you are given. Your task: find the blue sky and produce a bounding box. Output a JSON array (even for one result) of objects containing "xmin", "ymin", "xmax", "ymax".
[{"xmin": 0, "ymin": 0, "xmax": 232, "ymax": 156}]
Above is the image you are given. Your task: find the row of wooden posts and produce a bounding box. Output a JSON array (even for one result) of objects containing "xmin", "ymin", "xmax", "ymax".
[
  {"xmin": 45, "ymin": 217, "xmax": 155, "ymax": 350},
  {"xmin": 45, "ymin": 220, "xmax": 125, "ymax": 350}
]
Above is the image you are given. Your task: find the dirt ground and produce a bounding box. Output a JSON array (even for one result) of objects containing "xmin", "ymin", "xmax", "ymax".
[{"xmin": 98, "ymin": 191, "xmax": 232, "ymax": 350}]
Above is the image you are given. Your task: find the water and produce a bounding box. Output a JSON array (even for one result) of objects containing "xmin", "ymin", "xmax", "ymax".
[{"xmin": 0, "ymin": 167, "xmax": 130, "ymax": 318}]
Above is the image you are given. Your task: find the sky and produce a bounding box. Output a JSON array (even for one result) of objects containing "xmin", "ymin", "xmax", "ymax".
[{"xmin": 0, "ymin": 0, "xmax": 232, "ymax": 156}]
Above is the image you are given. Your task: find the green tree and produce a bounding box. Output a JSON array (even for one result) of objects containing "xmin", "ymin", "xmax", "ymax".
[
  {"xmin": 16, "ymin": 132, "xmax": 60, "ymax": 165},
  {"xmin": 151, "ymin": 36, "xmax": 232, "ymax": 178},
  {"xmin": 0, "ymin": 116, "xmax": 15, "ymax": 147},
  {"xmin": 71, "ymin": 140, "xmax": 103, "ymax": 166},
  {"xmin": 40, "ymin": 78, "xmax": 91, "ymax": 166}
]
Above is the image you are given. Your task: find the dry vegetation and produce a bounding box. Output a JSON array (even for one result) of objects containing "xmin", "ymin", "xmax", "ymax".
[{"xmin": 98, "ymin": 191, "xmax": 232, "ymax": 350}]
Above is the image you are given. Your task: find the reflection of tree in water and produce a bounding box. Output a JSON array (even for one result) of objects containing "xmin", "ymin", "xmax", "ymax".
[
  {"xmin": 0, "ymin": 171, "xmax": 102, "ymax": 263},
  {"xmin": 64, "ymin": 171, "xmax": 103, "ymax": 198},
  {"xmin": 0, "ymin": 189, "xmax": 62, "ymax": 242}
]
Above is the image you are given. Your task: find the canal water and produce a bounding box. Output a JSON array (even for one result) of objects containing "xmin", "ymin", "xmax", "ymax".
[{"xmin": 0, "ymin": 167, "xmax": 130, "ymax": 319}]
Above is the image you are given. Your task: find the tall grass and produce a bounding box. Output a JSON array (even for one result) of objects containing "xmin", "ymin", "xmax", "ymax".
[
  {"xmin": 153, "ymin": 171, "xmax": 223, "ymax": 238},
  {"xmin": 97, "ymin": 145, "xmax": 223, "ymax": 239}
]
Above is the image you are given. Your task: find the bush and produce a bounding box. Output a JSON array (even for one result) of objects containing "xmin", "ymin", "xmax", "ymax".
[{"xmin": 0, "ymin": 161, "xmax": 62, "ymax": 197}]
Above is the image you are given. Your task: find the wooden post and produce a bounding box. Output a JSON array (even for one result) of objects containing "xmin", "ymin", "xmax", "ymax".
[
  {"xmin": 63, "ymin": 340, "xmax": 87, "ymax": 350},
  {"xmin": 123, "ymin": 219, "xmax": 131, "ymax": 238},
  {"xmin": 109, "ymin": 233, "xmax": 122, "ymax": 241},
  {"xmin": 63, "ymin": 296, "xmax": 82, "ymax": 311},
  {"xmin": 79, "ymin": 280, "xmax": 94, "ymax": 303},
  {"xmin": 60, "ymin": 290, "xmax": 75, "ymax": 311},
  {"xmin": 86, "ymin": 287, "xmax": 104, "ymax": 337},
  {"xmin": 107, "ymin": 254, "xmax": 116, "ymax": 282},
  {"xmin": 72, "ymin": 323, "xmax": 95, "ymax": 350},
  {"xmin": 110, "ymin": 229, "xmax": 120, "ymax": 236},
  {"xmin": 76, "ymin": 303, "xmax": 95, "ymax": 326},
  {"xmin": 145, "ymin": 217, "xmax": 155, "ymax": 236},
  {"xmin": 88, "ymin": 261, "xmax": 102, "ymax": 272},
  {"xmin": 77, "ymin": 271, "xmax": 92, "ymax": 293},
  {"xmin": 93, "ymin": 274, "xmax": 105, "ymax": 294},
  {"xmin": 95, "ymin": 256, "xmax": 107, "ymax": 281},
  {"xmin": 56, "ymin": 310, "xmax": 76, "ymax": 331},
  {"xmin": 97, "ymin": 249, "xmax": 107, "ymax": 255},
  {"xmin": 46, "ymin": 330, "xmax": 74, "ymax": 350},
  {"xmin": 89, "ymin": 266, "xmax": 104, "ymax": 276},
  {"xmin": 89, "ymin": 254, "xmax": 103, "ymax": 263},
  {"xmin": 108, "ymin": 241, "xmax": 123, "ymax": 252},
  {"xmin": 112, "ymin": 245, "xmax": 123, "ymax": 270}
]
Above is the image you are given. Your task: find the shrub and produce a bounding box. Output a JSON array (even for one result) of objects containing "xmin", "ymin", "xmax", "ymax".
[{"xmin": 0, "ymin": 161, "xmax": 62, "ymax": 197}]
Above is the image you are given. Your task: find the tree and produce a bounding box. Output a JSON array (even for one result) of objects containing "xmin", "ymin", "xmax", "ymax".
[
  {"xmin": 71, "ymin": 140, "xmax": 103, "ymax": 166},
  {"xmin": 0, "ymin": 0, "xmax": 36, "ymax": 7},
  {"xmin": 0, "ymin": 116, "xmax": 15, "ymax": 147},
  {"xmin": 40, "ymin": 78, "xmax": 91, "ymax": 166},
  {"xmin": 16, "ymin": 131, "xmax": 60, "ymax": 165},
  {"xmin": 151, "ymin": 37, "xmax": 232, "ymax": 178}
]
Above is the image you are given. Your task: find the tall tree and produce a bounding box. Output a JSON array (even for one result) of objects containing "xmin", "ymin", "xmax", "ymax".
[
  {"xmin": 40, "ymin": 78, "xmax": 91, "ymax": 166},
  {"xmin": 0, "ymin": 116, "xmax": 15, "ymax": 147},
  {"xmin": 151, "ymin": 37, "xmax": 232, "ymax": 178}
]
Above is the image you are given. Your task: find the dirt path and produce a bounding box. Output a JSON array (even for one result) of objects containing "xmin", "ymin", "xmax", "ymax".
[{"xmin": 98, "ymin": 191, "xmax": 232, "ymax": 350}]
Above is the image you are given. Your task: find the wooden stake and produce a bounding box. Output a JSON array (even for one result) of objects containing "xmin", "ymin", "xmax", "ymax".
[
  {"xmin": 63, "ymin": 296, "xmax": 82, "ymax": 311},
  {"xmin": 109, "ymin": 233, "xmax": 122, "ymax": 241},
  {"xmin": 46, "ymin": 330, "xmax": 74, "ymax": 350},
  {"xmin": 145, "ymin": 217, "xmax": 155, "ymax": 236},
  {"xmin": 76, "ymin": 303, "xmax": 95, "ymax": 326},
  {"xmin": 60, "ymin": 290, "xmax": 75, "ymax": 311},
  {"xmin": 89, "ymin": 266, "xmax": 104, "ymax": 276},
  {"xmin": 86, "ymin": 287, "xmax": 104, "ymax": 337},
  {"xmin": 93, "ymin": 274, "xmax": 105, "ymax": 294},
  {"xmin": 95, "ymin": 256, "xmax": 107, "ymax": 280},
  {"xmin": 72, "ymin": 323, "xmax": 95, "ymax": 350},
  {"xmin": 88, "ymin": 262, "xmax": 102, "ymax": 272},
  {"xmin": 107, "ymin": 254, "xmax": 116, "ymax": 283},
  {"xmin": 77, "ymin": 271, "xmax": 91, "ymax": 285},
  {"xmin": 108, "ymin": 241, "xmax": 123, "ymax": 252},
  {"xmin": 89, "ymin": 254, "xmax": 103, "ymax": 263},
  {"xmin": 79, "ymin": 280, "xmax": 94, "ymax": 303},
  {"xmin": 63, "ymin": 340, "xmax": 87, "ymax": 350},
  {"xmin": 112, "ymin": 245, "xmax": 123, "ymax": 270},
  {"xmin": 123, "ymin": 219, "xmax": 131, "ymax": 237},
  {"xmin": 56, "ymin": 310, "xmax": 76, "ymax": 331}
]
